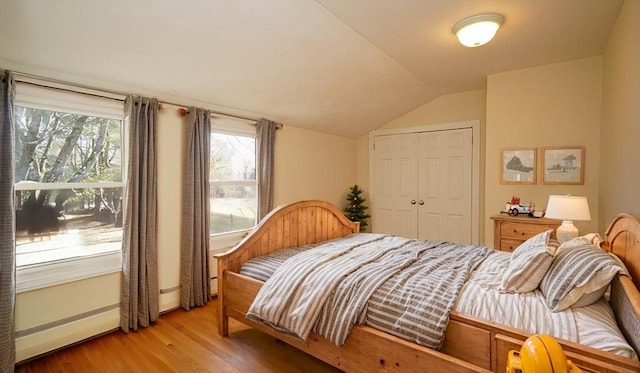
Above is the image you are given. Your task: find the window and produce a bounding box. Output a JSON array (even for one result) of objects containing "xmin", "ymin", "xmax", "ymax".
[
  {"xmin": 13, "ymin": 79, "xmax": 125, "ymax": 289},
  {"xmin": 210, "ymin": 118, "xmax": 257, "ymax": 236}
]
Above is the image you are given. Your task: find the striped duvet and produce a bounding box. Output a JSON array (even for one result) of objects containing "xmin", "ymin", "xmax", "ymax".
[
  {"xmin": 245, "ymin": 233, "xmax": 492, "ymax": 349},
  {"xmin": 241, "ymin": 235, "xmax": 637, "ymax": 358}
]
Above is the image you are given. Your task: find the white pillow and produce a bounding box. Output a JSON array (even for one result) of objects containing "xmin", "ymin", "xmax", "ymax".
[
  {"xmin": 539, "ymin": 237, "xmax": 628, "ymax": 312},
  {"xmin": 500, "ymin": 230, "xmax": 558, "ymax": 293}
]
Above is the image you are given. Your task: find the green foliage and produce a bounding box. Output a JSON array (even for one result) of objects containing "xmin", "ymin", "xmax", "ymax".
[
  {"xmin": 344, "ymin": 184, "xmax": 370, "ymax": 232},
  {"xmin": 13, "ymin": 106, "xmax": 123, "ymax": 213},
  {"xmin": 14, "ymin": 107, "xmax": 122, "ymax": 185}
]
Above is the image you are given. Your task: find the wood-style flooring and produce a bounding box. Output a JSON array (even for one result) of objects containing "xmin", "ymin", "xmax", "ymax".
[{"xmin": 15, "ymin": 299, "xmax": 342, "ymax": 373}]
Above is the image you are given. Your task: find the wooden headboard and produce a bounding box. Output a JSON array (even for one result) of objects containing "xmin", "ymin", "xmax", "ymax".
[
  {"xmin": 217, "ymin": 200, "xmax": 360, "ymax": 274},
  {"xmin": 601, "ymin": 213, "xmax": 640, "ymax": 356},
  {"xmin": 602, "ymin": 213, "xmax": 640, "ymax": 290}
]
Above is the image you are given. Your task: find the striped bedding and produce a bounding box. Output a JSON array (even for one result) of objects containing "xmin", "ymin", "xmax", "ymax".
[
  {"xmin": 245, "ymin": 233, "xmax": 492, "ymax": 349},
  {"xmin": 455, "ymin": 251, "xmax": 637, "ymax": 359},
  {"xmin": 240, "ymin": 235, "xmax": 638, "ymax": 359}
]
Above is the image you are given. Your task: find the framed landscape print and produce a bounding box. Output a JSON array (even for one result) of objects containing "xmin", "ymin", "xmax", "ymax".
[
  {"xmin": 500, "ymin": 148, "xmax": 537, "ymax": 184},
  {"xmin": 542, "ymin": 146, "xmax": 585, "ymax": 185}
]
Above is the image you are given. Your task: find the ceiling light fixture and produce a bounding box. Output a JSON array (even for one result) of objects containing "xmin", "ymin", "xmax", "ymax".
[{"xmin": 452, "ymin": 13, "xmax": 504, "ymax": 48}]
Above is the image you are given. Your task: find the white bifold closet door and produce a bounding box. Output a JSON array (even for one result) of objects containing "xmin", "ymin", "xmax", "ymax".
[{"xmin": 372, "ymin": 128, "xmax": 473, "ymax": 244}]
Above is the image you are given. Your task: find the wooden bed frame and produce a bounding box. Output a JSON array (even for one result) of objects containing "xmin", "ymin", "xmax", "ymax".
[{"xmin": 216, "ymin": 200, "xmax": 640, "ymax": 373}]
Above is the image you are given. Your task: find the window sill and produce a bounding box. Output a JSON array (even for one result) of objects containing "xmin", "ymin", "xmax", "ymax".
[
  {"xmin": 210, "ymin": 229, "xmax": 252, "ymax": 251},
  {"xmin": 16, "ymin": 252, "xmax": 122, "ymax": 293}
]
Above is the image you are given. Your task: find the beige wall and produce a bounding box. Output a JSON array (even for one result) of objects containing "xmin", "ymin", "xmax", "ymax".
[
  {"xmin": 357, "ymin": 89, "xmax": 487, "ymax": 240},
  {"xmin": 485, "ymin": 57, "xmax": 603, "ymax": 244},
  {"xmin": 379, "ymin": 89, "xmax": 487, "ymax": 131},
  {"xmin": 156, "ymin": 105, "xmax": 185, "ymax": 309},
  {"xmin": 600, "ymin": 0, "xmax": 640, "ymax": 229},
  {"xmin": 274, "ymin": 125, "xmax": 357, "ymax": 208}
]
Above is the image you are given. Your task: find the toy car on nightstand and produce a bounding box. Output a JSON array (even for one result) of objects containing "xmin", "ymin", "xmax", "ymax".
[{"xmin": 505, "ymin": 202, "xmax": 533, "ymax": 216}]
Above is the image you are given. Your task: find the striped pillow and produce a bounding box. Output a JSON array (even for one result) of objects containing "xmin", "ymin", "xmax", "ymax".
[
  {"xmin": 540, "ymin": 237, "xmax": 628, "ymax": 312},
  {"xmin": 500, "ymin": 230, "xmax": 558, "ymax": 293}
]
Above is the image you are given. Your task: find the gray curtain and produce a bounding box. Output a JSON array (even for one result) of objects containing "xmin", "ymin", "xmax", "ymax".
[
  {"xmin": 256, "ymin": 118, "xmax": 278, "ymax": 221},
  {"xmin": 0, "ymin": 72, "xmax": 16, "ymax": 372},
  {"xmin": 180, "ymin": 107, "xmax": 211, "ymax": 310},
  {"xmin": 120, "ymin": 96, "xmax": 159, "ymax": 332}
]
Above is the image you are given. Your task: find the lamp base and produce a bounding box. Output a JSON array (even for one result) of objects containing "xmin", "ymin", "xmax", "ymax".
[{"xmin": 556, "ymin": 220, "xmax": 579, "ymax": 244}]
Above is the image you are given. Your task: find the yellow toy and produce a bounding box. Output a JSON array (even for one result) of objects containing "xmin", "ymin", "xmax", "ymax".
[{"xmin": 507, "ymin": 334, "xmax": 583, "ymax": 373}]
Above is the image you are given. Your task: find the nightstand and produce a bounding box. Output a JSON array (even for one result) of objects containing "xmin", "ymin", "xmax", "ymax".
[{"xmin": 491, "ymin": 214, "xmax": 561, "ymax": 252}]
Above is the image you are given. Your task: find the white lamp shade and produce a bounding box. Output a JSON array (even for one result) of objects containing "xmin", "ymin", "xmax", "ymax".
[
  {"xmin": 452, "ymin": 13, "xmax": 504, "ymax": 47},
  {"xmin": 544, "ymin": 195, "xmax": 591, "ymax": 221}
]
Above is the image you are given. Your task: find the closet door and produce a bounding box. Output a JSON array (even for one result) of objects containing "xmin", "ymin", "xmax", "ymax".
[
  {"xmin": 372, "ymin": 133, "xmax": 418, "ymax": 237},
  {"xmin": 372, "ymin": 128, "xmax": 473, "ymax": 243},
  {"xmin": 417, "ymin": 129, "xmax": 472, "ymax": 243}
]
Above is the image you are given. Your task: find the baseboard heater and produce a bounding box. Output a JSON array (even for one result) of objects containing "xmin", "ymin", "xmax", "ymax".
[{"xmin": 15, "ymin": 304, "xmax": 120, "ymax": 363}]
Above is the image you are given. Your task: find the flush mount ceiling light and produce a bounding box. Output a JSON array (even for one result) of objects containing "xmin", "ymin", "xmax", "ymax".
[{"xmin": 452, "ymin": 13, "xmax": 504, "ymax": 47}]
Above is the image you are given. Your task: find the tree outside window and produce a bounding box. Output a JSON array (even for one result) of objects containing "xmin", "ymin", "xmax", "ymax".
[
  {"xmin": 14, "ymin": 106, "xmax": 124, "ymax": 266},
  {"xmin": 210, "ymin": 131, "xmax": 257, "ymax": 234}
]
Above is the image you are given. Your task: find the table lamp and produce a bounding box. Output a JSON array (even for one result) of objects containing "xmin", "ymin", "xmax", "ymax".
[{"xmin": 544, "ymin": 195, "xmax": 591, "ymax": 243}]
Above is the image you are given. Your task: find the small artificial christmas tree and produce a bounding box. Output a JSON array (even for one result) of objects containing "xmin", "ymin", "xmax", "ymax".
[{"xmin": 344, "ymin": 184, "xmax": 371, "ymax": 232}]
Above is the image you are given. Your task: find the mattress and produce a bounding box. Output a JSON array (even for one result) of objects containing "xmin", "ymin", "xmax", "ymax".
[{"xmin": 239, "ymin": 241, "xmax": 637, "ymax": 359}]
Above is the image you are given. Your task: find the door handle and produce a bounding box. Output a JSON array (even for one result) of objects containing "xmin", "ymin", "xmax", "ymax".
[
  {"xmin": 410, "ymin": 200, "xmax": 416, "ymax": 205},
  {"xmin": 418, "ymin": 200, "xmax": 424, "ymax": 205}
]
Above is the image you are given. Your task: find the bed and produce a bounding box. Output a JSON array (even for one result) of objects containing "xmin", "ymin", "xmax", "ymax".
[{"xmin": 215, "ymin": 200, "xmax": 640, "ymax": 373}]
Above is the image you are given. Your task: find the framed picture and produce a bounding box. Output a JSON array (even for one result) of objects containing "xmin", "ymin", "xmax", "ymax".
[
  {"xmin": 500, "ymin": 148, "xmax": 537, "ymax": 184},
  {"xmin": 542, "ymin": 146, "xmax": 585, "ymax": 185}
]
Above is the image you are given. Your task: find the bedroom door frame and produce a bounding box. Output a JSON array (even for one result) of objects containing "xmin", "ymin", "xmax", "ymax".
[{"xmin": 368, "ymin": 120, "xmax": 481, "ymax": 245}]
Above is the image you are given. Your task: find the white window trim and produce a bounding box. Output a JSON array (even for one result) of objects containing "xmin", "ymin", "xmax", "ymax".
[
  {"xmin": 16, "ymin": 252, "xmax": 121, "ymax": 293},
  {"xmin": 210, "ymin": 117, "xmax": 258, "ymax": 238},
  {"xmin": 14, "ymin": 78, "xmax": 125, "ymax": 119},
  {"xmin": 212, "ymin": 116, "xmax": 255, "ymax": 136},
  {"xmin": 210, "ymin": 229, "xmax": 251, "ymax": 250},
  {"xmin": 13, "ymin": 79, "xmax": 126, "ymax": 291},
  {"xmin": 210, "ymin": 180, "xmax": 256, "ymax": 187},
  {"xmin": 15, "ymin": 181, "xmax": 124, "ymax": 191}
]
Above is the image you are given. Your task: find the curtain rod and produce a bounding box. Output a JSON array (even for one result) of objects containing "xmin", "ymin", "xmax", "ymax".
[
  {"xmin": 161, "ymin": 103, "xmax": 256, "ymax": 122},
  {"xmin": 10, "ymin": 70, "xmax": 279, "ymax": 126},
  {"xmin": 164, "ymin": 104, "xmax": 282, "ymax": 129}
]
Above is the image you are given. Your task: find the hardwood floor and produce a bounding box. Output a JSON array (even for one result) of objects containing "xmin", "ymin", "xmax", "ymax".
[{"xmin": 15, "ymin": 299, "xmax": 342, "ymax": 373}]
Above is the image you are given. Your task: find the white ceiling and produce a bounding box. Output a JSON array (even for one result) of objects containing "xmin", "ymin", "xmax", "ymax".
[{"xmin": 0, "ymin": 0, "xmax": 622, "ymax": 138}]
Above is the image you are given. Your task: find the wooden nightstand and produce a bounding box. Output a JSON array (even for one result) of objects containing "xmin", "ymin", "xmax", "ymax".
[{"xmin": 491, "ymin": 214, "xmax": 561, "ymax": 252}]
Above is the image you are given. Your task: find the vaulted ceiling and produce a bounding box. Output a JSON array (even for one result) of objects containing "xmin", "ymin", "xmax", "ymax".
[{"xmin": 0, "ymin": 0, "xmax": 622, "ymax": 138}]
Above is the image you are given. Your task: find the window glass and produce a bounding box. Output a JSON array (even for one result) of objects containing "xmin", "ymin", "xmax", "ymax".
[
  {"xmin": 210, "ymin": 131, "xmax": 257, "ymax": 235},
  {"xmin": 14, "ymin": 104, "xmax": 124, "ymax": 267},
  {"xmin": 15, "ymin": 187, "xmax": 123, "ymax": 266}
]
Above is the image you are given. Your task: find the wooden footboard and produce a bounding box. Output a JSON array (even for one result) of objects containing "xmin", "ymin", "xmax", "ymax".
[
  {"xmin": 222, "ymin": 271, "xmax": 640, "ymax": 373},
  {"xmin": 223, "ymin": 271, "xmax": 491, "ymax": 373}
]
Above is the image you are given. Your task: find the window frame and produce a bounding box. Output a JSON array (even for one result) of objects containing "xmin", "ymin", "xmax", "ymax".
[
  {"xmin": 13, "ymin": 78, "xmax": 126, "ymax": 292},
  {"xmin": 209, "ymin": 117, "xmax": 258, "ymax": 243}
]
